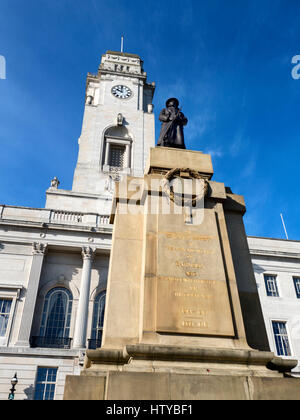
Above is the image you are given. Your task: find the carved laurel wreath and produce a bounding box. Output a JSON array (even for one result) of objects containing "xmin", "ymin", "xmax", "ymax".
[{"xmin": 162, "ymin": 168, "xmax": 209, "ymax": 207}]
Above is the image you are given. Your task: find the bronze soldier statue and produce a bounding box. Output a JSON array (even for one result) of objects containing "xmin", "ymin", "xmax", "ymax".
[{"xmin": 157, "ymin": 98, "xmax": 188, "ymax": 149}]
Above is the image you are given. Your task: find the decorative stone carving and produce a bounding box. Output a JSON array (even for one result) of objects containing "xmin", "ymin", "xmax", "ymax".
[
  {"xmin": 109, "ymin": 166, "xmax": 122, "ymax": 179},
  {"xmin": 104, "ymin": 170, "xmax": 121, "ymax": 195},
  {"xmin": 162, "ymin": 168, "xmax": 209, "ymax": 207},
  {"xmin": 101, "ymin": 53, "xmax": 142, "ymax": 75},
  {"xmin": 58, "ymin": 274, "xmax": 65, "ymax": 283},
  {"xmin": 104, "ymin": 175, "xmax": 113, "ymax": 194},
  {"xmin": 32, "ymin": 242, "xmax": 47, "ymax": 255},
  {"xmin": 81, "ymin": 246, "xmax": 96, "ymax": 261},
  {"xmin": 147, "ymin": 104, "xmax": 154, "ymax": 114},
  {"xmin": 78, "ymin": 351, "xmax": 86, "ymax": 367},
  {"xmin": 86, "ymin": 95, "xmax": 93, "ymax": 105},
  {"xmin": 117, "ymin": 113, "xmax": 123, "ymax": 126},
  {"xmin": 50, "ymin": 177, "xmax": 60, "ymax": 189}
]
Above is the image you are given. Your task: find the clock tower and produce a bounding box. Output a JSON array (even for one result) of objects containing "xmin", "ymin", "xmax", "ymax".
[{"xmin": 46, "ymin": 50, "xmax": 156, "ymax": 214}]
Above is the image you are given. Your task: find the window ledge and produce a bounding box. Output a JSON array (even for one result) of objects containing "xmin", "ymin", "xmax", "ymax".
[
  {"xmin": 0, "ymin": 346, "xmax": 80, "ymax": 358},
  {"xmin": 103, "ymin": 165, "xmax": 131, "ymax": 175}
]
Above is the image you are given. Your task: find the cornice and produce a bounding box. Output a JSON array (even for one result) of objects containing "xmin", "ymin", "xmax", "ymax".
[{"xmin": 249, "ymin": 248, "xmax": 300, "ymax": 260}]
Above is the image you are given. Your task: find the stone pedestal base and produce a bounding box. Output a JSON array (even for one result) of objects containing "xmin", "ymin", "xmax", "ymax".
[
  {"xmin": 63, "ymin": 344, "xmax": 300, "ymax": 400},
  {"xmin": 64, "ymin": 371, "xmax": 300, "ymax": 400},
  {"xmin": 63, "ymin": 148, "xmax": 300, "ymax": 400}
]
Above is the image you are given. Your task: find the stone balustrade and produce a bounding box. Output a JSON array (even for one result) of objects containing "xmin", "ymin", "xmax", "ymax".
[{"xmin": 0, "ymin": 205, "xmax": 110, "ymax": 228}]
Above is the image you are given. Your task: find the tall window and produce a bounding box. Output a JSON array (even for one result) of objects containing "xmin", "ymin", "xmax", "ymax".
[
  {"xmin": 0, "ymin": 298, "xmax": 12, "ymax": 337},
  {"xmin": 34, "ymin": 367, "xmax": 58, "ymax": 400},
  {"xmin": 90, "ymin": 291, "xmax": 106, "ymax": 349},
  {"xmin": 264, "ymin": 274, "xmax": 279, "ymax": 297},
  {"xmin": 38, "ymin": 288, "xmax": 73, "ymax": 347},
  {"xmin": 109, "ymin": 144, "xmax": 125, "ymax": 169},
  {"xmin": 102, "ymin": 126, "xmax": 132, "ymax": 174},
  {"xmin": 272, "ymin": 321, "xmax": 292, "ymax": 356},
  {"xmin": 293, "ymin": 277, "xmax": 300, "ymax": 299}
]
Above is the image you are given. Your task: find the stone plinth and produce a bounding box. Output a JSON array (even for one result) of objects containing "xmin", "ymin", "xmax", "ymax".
[
  {"xmin": 145, "ymin": 147, "xmax": 213, "ymax": 178},
  {"xmin": 104, "ymin": 148, "xmax": 250, "ymax": 350},
  {"xmin": 64, "ymin": 147, "xmax": 300, "ymax": 400},
  {"xmin": 68, "ymin": 371, "xmax": 299, "ymax": 401}
]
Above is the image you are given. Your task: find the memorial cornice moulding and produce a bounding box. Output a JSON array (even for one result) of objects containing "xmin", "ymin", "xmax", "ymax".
[{"xmin": 85, "ymin": 344, "xmax": 298, "ymax": 374}]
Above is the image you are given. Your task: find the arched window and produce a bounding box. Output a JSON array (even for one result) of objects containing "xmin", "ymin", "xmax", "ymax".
[
  {"xmin": 38, "ymin": 287, "xmax": 73, "ymax": 348},
  {"xmin": 89, "ymin": 291, "xmax": 106, "ymax": 349},
  {"xmin": 102, "ymin": 126, "xmax": 132, "ymax": 173}
]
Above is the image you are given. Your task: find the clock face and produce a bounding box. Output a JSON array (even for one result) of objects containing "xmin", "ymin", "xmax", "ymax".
[{"xmin": 111, "ymin": 85, "xmax": 132, "ymax": 99}]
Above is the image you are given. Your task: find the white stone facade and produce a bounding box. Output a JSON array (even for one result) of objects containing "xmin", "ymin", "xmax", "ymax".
[
  {"xmin": 0, "ymin": 204, "xmax": 112, "ymax": 399},
  {"xmin": 0, "ymin": 50, "xmax": 155, "ymax": 400},
  {"xmin": 2, "ymin": 47, "xmax": 300, "ymax": 401},
  {"xmin": 248, "ymin": 236, "xmax": 300, "ymax": 377},
  {"xmin": 46, "ymin": 50, "xmax": 155, "ymax": 215}
]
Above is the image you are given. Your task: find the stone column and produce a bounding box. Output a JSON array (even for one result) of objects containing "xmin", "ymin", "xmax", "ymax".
[
  {"xmin": 73, "ymin": 247, "xmax": 95, "ymax": 349},
  {"xmin": 104, "ymin": 141, "xmax": 110, "ymax": 166},
  {"xmin": 125, "ymin": 143, "xmax": 130, "ymax": 169},
  {"xmin": 16, "ymin": 242, "xmax": 47, "ymax": 347}
]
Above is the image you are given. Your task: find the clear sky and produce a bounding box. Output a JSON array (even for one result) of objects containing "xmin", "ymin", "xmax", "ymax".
[{"xmin": 0, "ymin": 0, "xmax": 299, "ymax": 240}]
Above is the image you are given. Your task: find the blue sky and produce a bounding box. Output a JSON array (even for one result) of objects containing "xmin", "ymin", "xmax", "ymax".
[{"xmin": 0, "ymin": 0, "xmax": 299, "ymax": 239}]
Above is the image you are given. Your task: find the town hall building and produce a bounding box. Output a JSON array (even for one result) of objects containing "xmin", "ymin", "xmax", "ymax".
[
  {"xmin": 0, "ymin": 50, "xmax": 299, "ymax": 400},
  {"xmin": 0, "ymin": 50, "xmax": 155, "ymax": 400}
]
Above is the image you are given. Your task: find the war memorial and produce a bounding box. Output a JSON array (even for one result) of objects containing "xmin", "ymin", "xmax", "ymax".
[
  {"xmin": 0, "ymin": 44, "xmax": 299, "ymax": 400},
  {"xmin": 63, "ymin": 90, "xmax": 300, "ymax": 400}
]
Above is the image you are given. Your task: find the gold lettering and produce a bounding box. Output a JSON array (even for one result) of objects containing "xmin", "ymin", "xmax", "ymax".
[
  {"xmin": 181, "ymin": 308, "xmax": 208, "ymax": 316},
  {"xmin": 166, "ymin": 245, "xmax": 214, "ymax": 255},
  {"xmin": 176, "ymin": 261, "xmax": 204, "ymax": 269},
  {"xmin": 160, "ymin": 231, "xmax": 214, "ymax": 241},
  {"xmin": 181, "ymin": 308, "xmax": 193, "ymax": 314},
  {"xmin": 174, "ymin": 291, "xmax": 212, "ymax": 299},
  {"xmin": 157, "ymin": 275, "xmax": 217, "ymax": 287},
  {"xmin": 187, "ymin": 248, "xmax": 214, "ymax": 254},
  {"xmin": 181, "ymin": 320, "xmax": 208, "ymax": 328},
  {"xmin": 185, "ymin": 271, "xmax": 197, "ymax": 277}
]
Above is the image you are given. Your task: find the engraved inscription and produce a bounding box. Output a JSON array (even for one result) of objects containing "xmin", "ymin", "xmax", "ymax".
[
  {"xmin": 166, "ymin": 245, "xmax": 215, "ymax": 255},
  {"xmin": 185, "ymin": 272, "xmax": 197, "ymax": 277},
  {"xmin": 175, "ymin": 261, "xmax": 204, "ymax": 269},
  {"xmin": 156, "ymin": 211, "xmax": 235, "ymax": 337},
  {"xmin": 182, "ymin": 320, "xmax": 208, "ymax": 328},
  {"xmin": 160, "ymin": 231, "xmax": 214, "ymax": 241},
  {"xmin": 157, "ymin": 275, "xmax": 217, "ymax": 286}
]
